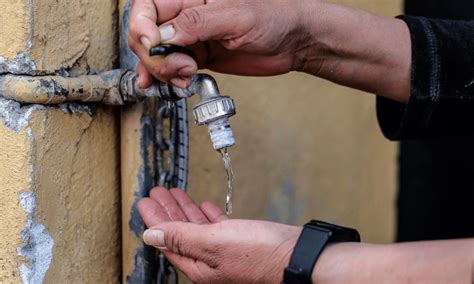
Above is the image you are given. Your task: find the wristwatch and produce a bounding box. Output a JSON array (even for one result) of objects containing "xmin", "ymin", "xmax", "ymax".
[{"xmin": 283, "ymin": 220, "xmax": 360, "ymax": 284}]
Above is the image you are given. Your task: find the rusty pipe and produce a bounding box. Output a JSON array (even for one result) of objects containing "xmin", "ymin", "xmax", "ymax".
[
  {"xmin": 0, "ymin": 69, "xmax": 236, "ymax": 150},
  {"xmin": 0, "ymin": 70, "xmax": 128, "ymax": 105}
]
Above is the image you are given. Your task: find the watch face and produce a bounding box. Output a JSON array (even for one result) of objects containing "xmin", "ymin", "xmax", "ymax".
[
  {"xmin": 285, "ymin": 220, "xmax": 361, "ymax": 284},
  {"xmin": 309, "ymin": 220, "xmax": 361, "ymax": 242}
]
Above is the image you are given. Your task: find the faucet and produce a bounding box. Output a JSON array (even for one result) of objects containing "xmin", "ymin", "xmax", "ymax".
[
  {"xmin": 120, "ymin": 71, "xmax": 236, "ymax": 151},
  {"xmin": 121, "ymin": 44, "xmax": 236, "ymax": 151}
]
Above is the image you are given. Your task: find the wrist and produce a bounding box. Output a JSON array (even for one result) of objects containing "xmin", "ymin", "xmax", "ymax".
[
  {"xmin": 310, "ymin": 243, "xmax": 350, "ymax": 283},
  {"xmin": 296, "ymin": 0, "xmax": 368, "ymax": 74},
  {"xmin": 283, "ymin": 220, "xmax": 360, "ymax": 284},
  {"xmin": 272, "ymin": 230, "xmax": 301, "ymax": 283},
  {"xmin": 311, "ymin": 242, "xmax": 362, "ymax": 283},
  {"xmin": 293, "ymin": 0, "xmax": 355, "ymax": 75},
  {"xmin": 291, "ymin": 0, "xmax": 327, "ymax": 74},
  {"xmin": 311, "ymin": 242, "xmax": 386, "ymax": 283},
  {"xmin": 293, "ymin": 1, "xmax": 411, "ymax": 102}
]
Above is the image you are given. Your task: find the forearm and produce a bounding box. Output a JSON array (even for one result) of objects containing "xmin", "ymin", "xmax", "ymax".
[
  {"xmin": 296, "ymin": 1, "xmax": 411, "ymax": 103},
  {"xmin": 312, "ymin": 239, "xmax": 474, "ymax": 283}
]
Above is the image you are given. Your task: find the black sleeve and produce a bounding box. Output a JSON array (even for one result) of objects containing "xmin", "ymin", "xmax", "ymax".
[{"xmin": 377, "ymin": 16, "xmax": 474, "ymax": 140}]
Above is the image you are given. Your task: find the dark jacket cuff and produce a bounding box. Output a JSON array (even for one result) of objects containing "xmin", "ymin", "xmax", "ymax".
[{"xmin": 377, "ymin": 16, "xmax": 474, "ymax": 140}]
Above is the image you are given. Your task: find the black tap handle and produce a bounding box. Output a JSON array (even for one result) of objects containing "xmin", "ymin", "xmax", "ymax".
[{"xmin": 149, "ymin": 44, "xmax": 194, "ymax": 58}]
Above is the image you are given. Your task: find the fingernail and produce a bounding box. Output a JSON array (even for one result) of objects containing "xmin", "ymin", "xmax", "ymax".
[
  {"xmin": 140, "ymin": 36, "xmax": 151, "ymax": 50},
  {"xmin": 170, "ymin": 77, "xmax": 188, "ymax": 89},
  {"xmin": 159, "ymin": 25, "xmax": 175, "ymax": 42},
  {"xmin": 178, "ymin": 65, "xmax": 196, "ymax": 77},
  {"xmin": 143, "ymin": 229, "xmax": 165, "ymax": 247},
  {"xmin": 137, "ymin": 75, "xmax": 146, "ymax": 89}
]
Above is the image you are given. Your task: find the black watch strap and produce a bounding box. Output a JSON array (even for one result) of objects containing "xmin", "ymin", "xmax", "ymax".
[{"xmin": 283, "ymin": 220, "xmax": 360, "ymax": 284}]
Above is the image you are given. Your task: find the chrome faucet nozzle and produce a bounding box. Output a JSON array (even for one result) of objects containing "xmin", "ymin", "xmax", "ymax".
[{"xmin": 122, "ymin": 72, "xmax": 236, "ymax": 151}]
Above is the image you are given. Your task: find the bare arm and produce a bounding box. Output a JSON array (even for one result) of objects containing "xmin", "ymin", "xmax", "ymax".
[{"xmin": 315, "ymin": 239, "xmax": 474, "ymax": 283}]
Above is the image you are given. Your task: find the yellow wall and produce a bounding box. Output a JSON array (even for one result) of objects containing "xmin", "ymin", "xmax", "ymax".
[
  {"xmin": 0, "ymin": 0, "xmax": 120, "ymax": 283},
  {"xmin": 0, "ymin": 0, "xmax": 30, "ymax": 60},
  {"xmin": 0, "ymin": 0, "xmax": 117, "ymax": 74},
  {"xmin": 0, "ymin": 108, "xmax": 32, "ymax": 283}
]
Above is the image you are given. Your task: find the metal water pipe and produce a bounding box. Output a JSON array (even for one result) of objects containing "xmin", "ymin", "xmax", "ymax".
[{"xmin": 0, "ymin": 69, "xmax": 237, "ymax": 151}]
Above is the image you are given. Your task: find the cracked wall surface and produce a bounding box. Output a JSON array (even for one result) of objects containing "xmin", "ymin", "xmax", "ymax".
[
  {"xmin": 28, "ymin": 107, "xmax": 121, "ymax": 283},
  {"xmin": 0, "ymin": 103, "xmax": 32, "ymax": 283},
  {"xmin": 0, "ymin": 102, "xmax": 121, "ymax": 283}
]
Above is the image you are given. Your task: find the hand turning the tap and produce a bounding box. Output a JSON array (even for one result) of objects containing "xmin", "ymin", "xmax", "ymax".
[
  {"xmin": 128, "ymin": 0, "xmax": 411, "ymax": 102},
  {"xmin": 128, "ymin": 0, "xmax": 317, "ymax": 89}
]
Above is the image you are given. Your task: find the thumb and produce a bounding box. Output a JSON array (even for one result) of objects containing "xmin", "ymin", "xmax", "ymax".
[
  {"xmin": 158, "ymin": 2, "xmax": 256, "ymax": 47},
  {"xmin": 143, "ymin": 222, "xmax": 210, "ymax": 258},
  {"xmin": 129, "ymin": 0, "xmax": 161, "ymax": 49}
]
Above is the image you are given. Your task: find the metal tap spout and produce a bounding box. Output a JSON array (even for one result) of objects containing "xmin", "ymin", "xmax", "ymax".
[
  {"xmin": 180, "ymin": 74, "xmax": 221, "ymax": 101},
  {"xmin": 122, "ymin": 72, "xmax": 237, "ymax": 151},
  {"xmin": 188, "ymin": 74, "xmax": 236, "ymax": 151}
]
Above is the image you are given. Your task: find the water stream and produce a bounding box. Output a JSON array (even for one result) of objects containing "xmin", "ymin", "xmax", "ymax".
[{"xmin": 220, "ymin": 148, "xmax": 234, "ymax": 216}]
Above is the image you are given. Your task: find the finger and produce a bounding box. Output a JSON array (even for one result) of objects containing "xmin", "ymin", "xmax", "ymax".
[
  {"xmin": 153, "ymin": 0, "xmax": 209, "ymax": 24},
  {"xmin": 129, "ymin": 0, "xmax": 161, "ymax": 49},
  {"xmin": 144, "ymin": 222, "xmax": 213, "ymax": 259},
  {"xmin": 170, "ymin": 76, "xmax": 193, "ymax": 89},
  {"xmin": 157, "ymin": 2, "xmax": 256, "ymax": 47},
  {"xmin": 138, "ymin": 198, "xmax": 171, "ymax": 228},
  {"xmin": 136, "ymin": 62, "xmax": 155, "ymax": 89},
  {"xmin": 204, "ymin": 46, "xmax": 293, "ymax": 76},
  {"xmin": 170, "ymin": 188, "xmax": 209, "ymax": 224},
  {"xmin": 200, "ymin": 201, "xmax": 229, "ymax": 223},
  {"xmin": 137, "ymin": 50, "xmax": 196, "ymax": 86},
  {"xmin": 128, "ymin": 34, "xmax": 169, "ymax": 81},
  {"xmin": 150, "ymin": 187, "xmax": 188, "ymax": 222},
  {"xmin": 153, "ymin": 52, "xmax": 197, "ymax": 86}
]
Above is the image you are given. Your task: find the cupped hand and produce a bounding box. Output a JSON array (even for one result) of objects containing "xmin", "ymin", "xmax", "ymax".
[
  {"xmin": 128, "ymin": 0, "xmax": 311, "ymax": 88},
  {"xmin": 138, "ymin": 188, "xmax": 301, "ymax": 283},
  {"xmin": 138, "ymin": 187, "xmax": 229, "ymax": 225}
]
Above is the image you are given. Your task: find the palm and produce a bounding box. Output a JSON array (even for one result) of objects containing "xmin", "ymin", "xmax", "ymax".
[{"xmin": 138, "ymin": 187, "xmax": 228, "ymax": 226}]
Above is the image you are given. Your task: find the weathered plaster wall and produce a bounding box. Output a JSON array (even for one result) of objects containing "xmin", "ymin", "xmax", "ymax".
[
  {"xmin": 188, "ymin": 0, "xmax": 402, "ymax": 244},
  {"xmin": 0, "ymin": 101, "xmax": 121, "ymax": 283},
  {"xmin": 0, "ymin": 103, "xmax": 33, "ymax": 283},
  {"xmin": 121, "ymin": 101, "xmax": 159, "ymax": 283},
  {"xmin": 120, "ymin": 104, "xmax": 145, "ymax": 282},
  {"xmin": 29, "ymin": 107, "xmax": 121, "ymax": 283},
  {"xmin": 0, "ymin": 0, "xmax": 30, "ymax": 61},
  {"xmin": 0, "ymin": 0, "xmax": 121, "ymax": 283},
  {"xmin": 0, "ymin": 0, "xmax": 117, "ymax": 74}
]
